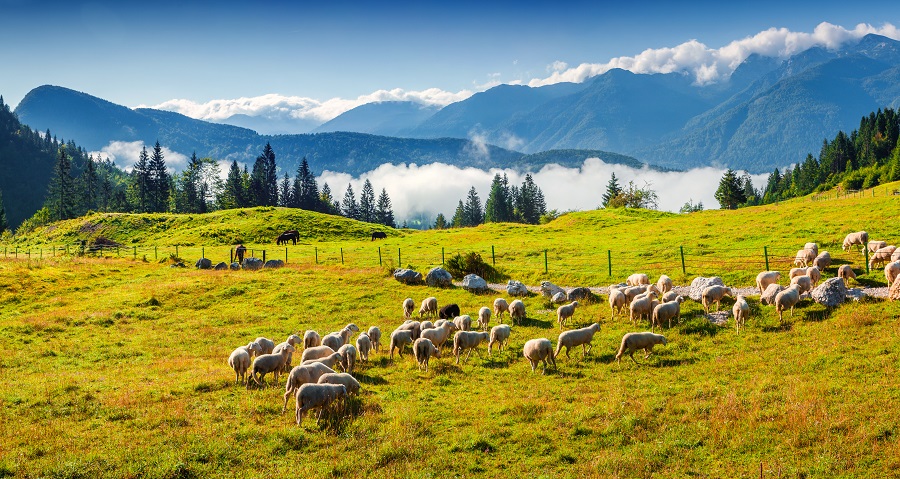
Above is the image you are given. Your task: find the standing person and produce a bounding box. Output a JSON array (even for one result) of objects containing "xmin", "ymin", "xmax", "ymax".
[{"xmin": 235, "ymin": 244, "xmax": 247, "ymax": 264}]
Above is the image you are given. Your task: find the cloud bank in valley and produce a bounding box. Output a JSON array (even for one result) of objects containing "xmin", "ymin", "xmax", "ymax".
[
  {"xmin": 90, "ymin": 141, "xmax": 189, "ymax": 172},
  {"xmin": 319, "ymin": 158, "xmax": 767, "ymax": 224}
]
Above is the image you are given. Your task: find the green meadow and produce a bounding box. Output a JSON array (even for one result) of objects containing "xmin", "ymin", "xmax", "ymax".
[{"xmin": 1, "ymin": 185, "xmax": 899, "ymax": 478}]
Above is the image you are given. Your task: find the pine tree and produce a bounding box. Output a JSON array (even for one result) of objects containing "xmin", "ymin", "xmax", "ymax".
[
  {"xmin": 175, "ymin": 152, "xmax": 202, "ymax": 213},
  {"xmin": 375, "ymin": 188, "xmax": 395, "ymax": 228},
  {"xmin": 740, "ymin": 172, "xmax": 757, "ymax": 206},
  {"xmin": 341, "ymin": 184, "xmax": 359, "ymax": 219},
  {"xmin": 279, "ymin": 173, "xmax": 292, "ymax": 207},
  {"xmin": 602, "ymin": 173, "xmax": 622, "ymax": 207},
  {"xmin": 147, "ymin": 141, "xmax": 169, "ymax": 212},
  {"xmin": 249, "ymin": 155, "xmax": 267, "ymax": 207},
  {"xmin": 433, "ymin": 213, "xmax": 447, "ymax": 230},
  {"xmin": 219, "ymin": 160, "xmax": 246, "ymax": 209},
  {"xmin": 450, "ymin": 200, "xmax": 465, "ymax": 228},
  {"xmin": 263, "ymin": 143, "xmax": 278, "ymax": 206},
  {"xmin": 47, "ymin": 146, "xmax": 75, "ymax": 220},
  {"xmin": 295, "ymin": 157, "xmax": 319, "ymax": 211},
  {"xmin": 518, "ymin": 174, "xmax": 545, "ymax": 224},
  {"xmin": 359, "ymin": 179, "xmax": 376, "ymax": 223},
  {"xmin": 320, "ymin": 183, "xmax": 336, "ymax": 215},
  {"xmin": 714, "ymin": 169, "xmax": 746, "ymax": 210},
  {"xmin": 484, "ymin": 173, "xmax": 512, "ymax": 223},
  {"xmin": 463, "ymin": 187, "xmax": 484, "ymax": 226},
  {"xmin": 132, "ymin": 146, "xmax": 151, "ymax": 212},
  {"xmin": 77, "ymin": 154, "xmax": 99, "ymax": 214},
  {"xmin": 0, "ymin": 189, "xmax": 8, "ymax": 235}
]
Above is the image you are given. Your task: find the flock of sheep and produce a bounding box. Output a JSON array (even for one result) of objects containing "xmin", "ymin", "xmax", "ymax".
[{"xmin": 226, "ymin": 230, "xmax": 887, "ymax": 427}]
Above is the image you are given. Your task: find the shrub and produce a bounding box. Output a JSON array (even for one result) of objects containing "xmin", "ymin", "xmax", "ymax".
[{"xmin": 445, "ymin": 252, "xmax": 504, "ymax": 282}]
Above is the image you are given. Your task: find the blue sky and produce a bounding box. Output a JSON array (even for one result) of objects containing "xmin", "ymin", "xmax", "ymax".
[{"xmin": 1, "ymin": 0, "xmax": 899, "ymax": 116}]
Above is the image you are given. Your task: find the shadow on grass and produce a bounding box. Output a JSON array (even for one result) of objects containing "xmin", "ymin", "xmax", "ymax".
[
  {"xmin": 679, "ymin": 318, "xmax": 720, "ymax": 336},
  {"xmin": 761, "ymin": 321, "xmax": 793, "ymax": 332},
  {"xmin": 516, "ymin": 317, "xmax": 554, "ymax": 329},
  {"xmin": 355, "ymin": 373, "xmax": 387, "ymax": 386},
  {"xmin": 654, "ymin": 356, "xmax": 697, "ymax": 368},
  {"xmin": 855, "ymin": 277, "xmax": 885, "ymax": 288}
]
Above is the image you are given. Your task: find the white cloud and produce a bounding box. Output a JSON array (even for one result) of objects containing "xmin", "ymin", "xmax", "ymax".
[
  {"xmin": 547, "ymin": 60, "xmax": 569, "ymax": 72},
  {"xmin": 529, "ymin": 21, "xmax": 900, "ymax": 86},
  {"xmin": 89, "ymin": 140, "xmax": 189, "ymax": 172},
  {"xmin": 318, "ymin": 158, "xmax": 767, "ymax": 223}
]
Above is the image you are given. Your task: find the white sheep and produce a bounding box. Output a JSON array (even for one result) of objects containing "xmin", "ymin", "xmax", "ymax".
[
  {"xmin": 838, "ymin": 264, "xmax": 857, "ymax": 288},
  {"xmin": 774, "ymin": 284, "xmax": 801, "ymax": 323},
  {"xmin": 789, "ymin": 267, "xmax": 807, "ymax": 280},
  {"xmin": 556, "ymin": 301, "xmax": 579, "ymax": 330},
  {"xmin": 294, "ymin": 383, "xmax": 347, "ymax": 426},
  {"xmin": 339, "ymin": 324, "xmax": 360, "ymax": 344},
  {"xmin": 508, "ymin": 300, "xmax": 526, "ymax": 325},
  {"xmin": 493, "ymin": 298, "xmax": 509, "ymax": 322},
  {"xmin": 885, "ymin": 261, "xmax": 900, "ymax": 286},
  {"xmin": 367, "ymin": 326, "xmax": 382, "ymax": 353},
  {"xmin": 755, "ymin": 271, "xmax": 781, "ymax": 295},
  {"xmin": 227, "ymin": 342, "xmax": 262, "ymax": 384},
  {"xmin": 629, "ymin": 291, "xmax": 658, "ymax": 325},
  {"xmin": 790, "ymin": 275, "xmax": 812, "ymax": 295},
  {"xmin": 453, "ymin": 315, "xmax": 472, "ymax": 332},
  {"xmin": 301, "ymin": 345, "xmax": 338, "ymax": 363},
  {"xmin": 626, "ymin": 273, "xmax": 650, "ymax": 286},
  {"xmin": 452, "ymin": 331, "xmax": 490, "ymax": 364},
  {"xmin": 420, "ymin": 320, "xmax": 435, "ymax": 331},
  {"xmin": 395, "ymin": 321, "xmax": 422, "ymax": 340},
  {"xmin": 389, "ymin": 329, "xmax": 414, "ymax": 361},
  {"xmin": 523, "ymin": 338, "xmax": 556, "ymax": 374},
  {"xmin": 806, "ymin": 266, "xmax": 821, "ymax": 287},
  {"xmin": 322, "ymin": 333, "xmax": 343, "ymax": 352},
  {"xmin": 303, "ymin": 330, "xmax": 321, "ymax": 350},
  {"xmin": 419, "ymin": 297, "xmax": 438, "ymax": 318},
  {"xmin": 656, "ymin": 275, "xmax": 673, "ymax": 294},
  {"xmin": 301, "ymin": 352, "xmax": 344, "ymax": 371},
  {"xmin": 355, "ymin": 333, "xmax": 371, "ymax": 362},
  {"xmin": 249, "ymin": 344, "xmax": 295, "ymax": 387},
  {"xmin": 813, "ymin": 251, "xmax": 831, "ymax": 271},
  {"xmin": 661, "ymin": 291, "xmax": 680, "ymax": 303},
  {"xmin": 651, "ymin": 296, "xmax": 683, "ymax": 329},
  {"xmin": 273, "ymin": 334, "xmax": 303, "ymax": 374},
  {"xmin": 624, "ymin": 285, "xmax": 655, "ymax": 304},
  {"xmin": 869, "ymin": 245, "xmax": 897, "ymax": 270},
  {"xmin": 253, "ymin": 337, "xmax": 275, "ymax": 356},
  {"xmin": 413, "ymin": 338, "xmax": 440, "ymax": 372},
  {"xmin": 615, "ymin": 332, "xmax": 667, "ymax": 364},
  {"xmin": 420, "ymin": 321, "xmax": 457, "ymax": 349},
  {"xmin": 554, "ymin": 323, "xmax": 600, "ymax": 359},
  {"xmin": 869, "ymin": 240, "xmax": 888, "ymax": 253},
  {"xmin": 477, "ymin": 307, "xmax": 491, "ymax": 331},
  {"xmin": 609, "ymin": 289, "xmax": 627, "ymax": 319},
  {"xmin": 893, "ymin": 250, "xmax": 900, "ymax": 263},
  {"xmin": 701, "ymin": 286, "xmax": 732, "ymax": 314},
  {"xmin": 488, "ymin": 324, "xmax": 511, "ymax": 356},
  {"xmin": 403, "ymin": 297, "xmax": 415, "ymax": 319},
  {"xmin": 732, "ymin": 295, "xmax": 749, "ymax": 333},
  {"xmin": 337, "ymin": 344, "xmax": 357, "ymax": 374},
  {"xmin": 843, "ymin": 231, "xmax": 869, "ymax": 252},
  {"xmin": 794, "ymin": 248, "xmax": 815, "ymax": 267},
  {"xmin": 281, "ymin": 362, "xmax": 336, "ymax": 413},
  {"xmin": 804, "ymin": 242, "xmax": 819, "ymax": 257},
  {"xmin": 317, "ymin": 372, "xmax": 360, "ymax": 396}
]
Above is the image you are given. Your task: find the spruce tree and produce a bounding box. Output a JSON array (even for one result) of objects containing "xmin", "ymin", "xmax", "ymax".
[
  {"xmin": 602, "ymin": 173, "xmax": 622, "ymax": 207},
  {"xmin": 359, "ymin": 179, "xmax": 376, "ymax": 223},
  {"xmin": 484, "ymin": 174, "xmax": 512, "ymax": 223},
  {"xmin": 48, "ymin": 146, "xmax": 75, "ymax": 220},
  {"xmin": 375, "ymin": 188, "xmax": 395, "ymax": 228},
  {"xmin": 320, "ymin": 183, "xmax": 335, "ymax": 214},
  {"xmin": 451, "ymin": 200, "xmax": 465, "ymax": 228},
  {"xmin": 0, "ymin": 189, "xmax": 7, "ymax": 235},
  {"xmin": 220, "ymin": 160, "xmax": 246, "ymax": 209},
  {"xmin": 433, "ymin": 213, "xmax": 447, "ymax": 230},
  {"xmin": 250, "ymin": 155, "xmax": 267, "ymax": 207},
  {"xmin": 518, "ymin": 173, "xmax": 545, "ymax": 224},
  {"xmin": 341, "ymin": 184, "xmax": 359, "ymax": 219},
  {"xmin": 133, "ymin": 146, "xmax": 150, "ymax": 212},
  {"xmin": 279, "ymin": 173, "xmax": 292, "ymax": 207},
  {"xmin": 463, "ymin": 187, "xmax": 484, "ymax": 226},
  {"xmin": 262, "ymin": 143, "xmax": 278, "ymax": 206},
  {"xmin": 295, "ymin": 157, "xmax": 320, "ymax": 211},
  {"xmin": 78, "ymin": 155, "xmax": 99, "ymax": 214},
  {"xmin": 147, "ymin": 141, "xmax": 169, "ymax": 212},
  {"xmin": 714, "ymin": 169, "xmax": 746, "ymax": 209}
]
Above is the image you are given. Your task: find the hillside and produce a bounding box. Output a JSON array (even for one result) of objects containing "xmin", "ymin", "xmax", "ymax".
[{"xmin": 314, "ymin": 101, "xmax": 440, "ymax": 136}]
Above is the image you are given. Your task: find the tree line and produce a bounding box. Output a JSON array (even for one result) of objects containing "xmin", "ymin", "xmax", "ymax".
[{"xmin": 432, "ymin": 173, "xmax": 549, "ymax": 229}]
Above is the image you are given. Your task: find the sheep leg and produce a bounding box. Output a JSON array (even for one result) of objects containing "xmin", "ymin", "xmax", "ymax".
[
  {"xmin": 282, "ymin": 387, "xmax": 294, "ymax": 414},
  {"xmin": 643, "ymin": 346, "xmax": 655, "ymax": 359},
  {"xmin": 529, "ymin": 359, "xmax": 537, "ymax": 372}
]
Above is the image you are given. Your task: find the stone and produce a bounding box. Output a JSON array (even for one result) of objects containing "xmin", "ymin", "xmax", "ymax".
[
  {"xmin": 425, "ymin": 267, "xmax": 453, "ymax": 288},
  {"xmin": 229, "ymin": 262, "xmax": 241, "ymax": 271},
  {"xmin": 195, "ymin": 258, "xmax": 212, "ymax": 269},
  {"xmin": 845, "ymin": 287, "xmax": 867, "ymax": 302},
  {"xmin": 811, "ymin": 277, "xmax": 847, "ymax": 307},
  {"xmin": 242, "ymin": 257, "xmax": 264, "ymax": 270},
  {"xmin": 394, "ymin": 268, "xmax": 423, "ymax": 285},
  {"xmin": 551, "ymin": 292, "xmax": 567, "ymax": 303},
  {"xmin": 540, "ymin": 281, "xmax": 565, "ymax": 298},
  {"xmin": 461, "ymin": 274, "xmax": 489, "ymax": 293},
  {"xmin": 213, "ymin": 262, "xmax": 228, "ymax": 270},
  {"xmin": 568, "ymin": 287, "xmax": 592, "ymax": 301},
  {"xmin": 264, "ymin": 259, "xmax": 285, "ymax": 269},
  {"xmin": 760, "ymin": 283, "xmax": 785, "ymax": 306},
  {"xmin": 688, "ymin": 276, "xmax": 725, "ymax": 302},
  {"xmin": 507, "ymin": 280, "xmax": 529, "ymax": 296},
  {"xmin": 169, "ymin": 261, "xmax": 186, "ymax": 268}
]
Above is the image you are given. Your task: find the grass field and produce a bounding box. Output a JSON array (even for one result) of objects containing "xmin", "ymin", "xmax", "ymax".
[{"xmin": 2, "ymin": 186, "xmax": 900, "ymax": 478}]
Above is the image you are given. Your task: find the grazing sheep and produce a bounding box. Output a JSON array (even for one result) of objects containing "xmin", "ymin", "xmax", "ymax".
[
  {"xmin": 789, "ymin": 267, "xmax": 807, "ymax": 280},
  {"xmin": 403, "ymin": 297, "xmax": 415, "ymax": 319},
  {"xmin": 661, "ymin": 291, "xmax": 680, "ymax": 303},
  {"xmin": 452, "ymin": 331, "xmax": 490, "ymax": 364},
  {"xmin": 774, "ymin": 284, "xmax": 801, "ymax": 323},
  {"xmin": 228, "ymin": 342, "xmax": 262, "ymax": 384},
  {"xmin": 615, "ymin": 332, "xmax": 667, "ymax": 364},
  {"xmin": 869, "ymin": 245, "xmax": 897, "ymax": 270},
  {"xmin": 420, "ymin": 320, "xmax": 435, "ymax": 331},
  {"xmin": 651, "ymin": 296, "xmax": 683, "ymax": 329},
  {"xmin": 790, "ymin": 275, "xmax": 812, "ymax": 295},
  {"xmin": 438, "ymin": 303, "xmax": 460, "ymax": 319},
  {"xmin": 554, "ymin": 323, "xmax": 600, "ymax": 359},
  {"xmin": 701, "ymin": 286, "xmax": 732, "ymax": 314},
  {"xmin": 488, "ymin": 324, "xmax": 511, "ymax": 356},
  {"xmin": 609, "ymin": 288, "xmax": 627, "ymax": 319},
  {"xmin": 843, "ymin": 231, "xmax": 869, "ymax": 252},
  {"xmin": 869, "ymin": 240, "xmax": 888, "ymax": 254},
  {"xmin": 806, "ymin": 266, "xmax": 821, "ymax": 287},
  {"xmin": 630, "ymin": 291, "xmax": 659, "ymax": 325},
  {"xmin": 813, "ymin": 251, "xmax": 832, "ymax": 271},
  {"xmin": 756, "ymin": 271, "xmax": 781, "ymax": 295},
  {"xmin": 273, "ymin": 334, "xmax": 303, "ymax": 373},
  {"xmin": 294, "ymin": 383, "xmax": 347, "ymax": 426},
  {"xmin": 301, "ymin": 352, "xmax": 344, "ymax": 371},
  {"xmin": 885, "ymin": 261, "xmax": 900, "ymax": 286},
  {"xmin": 477, "ymin": 307, "xmax": 492, "ymax": 331},
  {"xmin": 434, "ymin": 319, "xmax": 448, "ymax": 327},
  {"xmin": 523, "ymin": 338, "xmax": 556, "ymax": 374},
  {"xmin": 317, "ymin": 373, "xmax": 360, "ymax": 396},
  {"xmin": 838, "ymin": 264, "xmax": 857, "ymax": 288},
  {"xmin": 420, "ymin": 322, "xmax": 457, "ymax": 349},
  {"xmin": 389, "ymin": 329, "xmax": 415, "ymax": 360},
  {"xmin": 281, "ymin": 362, "xmax": 336, "ymax": 413},
  {"xmin": 322, "ymin": 334, "xmax": 343, "ymax": 352},
  {"xmin": 624, "ymin": 285, "xmax": 654, "ymax": 304},
  {"xmin": 508, "ymin": 300, "xmax": 526, "ymax": 325},
  {"xmin": 760, "ymin": 283, "xmax": 785, "ymax": 306},
  {"xmin": 368, "ymin": 326, "xmax": 382, "ymax": 353},
  {"xmin": 419, "ymin": 297, "xmax": 438, "ymax": 318},
  {"xmin": 303, "ymin": 330, "xmax": 321, "ymax": 350},
  {"xmin": 626, "ymin": 273, "xmax": 650, "ymax": 286},
  {"xmin": 453, "ymin": 315, "xmax": 473, "ymax": 332},
  {"xmin": 556, "ymin": 301, "xmax": 579, "ymax": 330},
  {"xmin": 493, "ymin": 298, "xmax": 509, "ymax": 322},
  {"xmin": 337, "ymin": 344, "xmax": 357, "ymax": 374},
  {"xmin": 253, "ymin": 337, "xmax": 275, "ymax": 356},
  {"xmin": 355, "ymin": 333, "xmax": 371, "ymax": 362},
  {"xmin": 301, "ymin": 345, "xmax": 338, "ymax": 363},
  {"xmin": 339, "ymin": 324, "xmax": 360, "ymax": 344},
  {"xmin": 656, "ymin": 275, "xmax": 673, "ymax": 294},
  {"xmin": 413, "ymin": 338, "xmax": 441, "ymax": 372},
  {"xmin": 804, "ymin": 242, "xmax": 819, "ymax": 257},
  {"xmin": 732, "ymin": 295, "xmax": 749, "ymax": 333},
  {"xmin": 250, "ymin": 344, "xmax": 295, "ymax": 387},
  {"xmin": 893, "ymin": 250, "xmax": 900, "ymax": 263},
  {"xmin": 395, "ymin": 321, "xmax": 422, "ymax": 341},
  {"xmin": 794, "ymin": 248, "xmax": 815, "ymax": 268}
]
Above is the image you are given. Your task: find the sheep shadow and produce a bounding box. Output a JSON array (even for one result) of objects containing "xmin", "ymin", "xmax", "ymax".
[
  {"xmin": 514, "ymin": 317, "xmax": 553, "ymax": 329},
  {"xmin": 653, "ymin": 356, "xmax": 697, "ymax": 368},
  {"xmin": 761, "ymin": 321, "xmax": 793, "ymax": 333},
  {"xmin": 679, "ymin": 318, "xmax": 720, "ymax": 337},
  {"xmin": 355, "ymin": 372, "xmax": 388, "ymax": 386},
  {"xmin": 312, "ymin": 395, "xmax": 363, "ymax": 434},
  {"xmin": 855, "ymin": 277, "xmax": 885, "ymax": 288},
  {"xmin": 801, "ymin": 307, "xmax": 834, "ymax": 323}
]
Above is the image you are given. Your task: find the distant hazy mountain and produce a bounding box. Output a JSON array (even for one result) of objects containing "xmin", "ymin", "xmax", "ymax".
[
  {"xmin": 314, "ymin": 101, "xmax": 440, "ymax": 136},
  {"xmin": 215, "ymin": 114, "xmax": 319, "ymax": 135}
]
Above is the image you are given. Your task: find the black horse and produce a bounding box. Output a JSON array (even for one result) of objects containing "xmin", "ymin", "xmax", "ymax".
[
  {"xmin": 371, "ymin": 231, "xmax": 387, "ymax": 241},
  {"xmin": 276, "ymin": 230, "xmax": 300, "ymax": 245}
]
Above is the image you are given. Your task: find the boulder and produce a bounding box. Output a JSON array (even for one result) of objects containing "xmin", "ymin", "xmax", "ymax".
[
  {"xmin": 760, "ymin": 283, "xmax": 785, "ymax": 306},
  {"xmin": 811, "ymin": 277, "xmax": 847, "ymax": 307},
  {"xmin": 213, "ymin": 262, "xmax": 228, "ymax": 270},
  {"xmin": 229, "ymin": 262, "xmax": 241, "ymax": 271},
  {"xmin": 568, "ymin": 287, "xmax": 592, "ymax": 301},
  {"xmin": 425, "ymin": 267, "xmax": 453, "ymax": 288},
  {"xmin": 540, "ymin": 281, "xmax": 565, "ymax": 299},
  {"xmin": 394, "ymin": 268, "xmax": 423, "ymax": 285},
  {"xmin": 169, "ymin": 261, "xmax": 186, "ymax": 268},
  {"xmin": 242, "ymin": 257, "xmax": 264, "ymax": 270},
  {"xmin": 195, "ymin": 258, "xmax": 212, "ymax": 269},
  {"xmin": 845, "ymin": 288, "xmax": 867, "ymax": 302},
  {"xmin": 264, "ymin": 259, "xmax": 285, "ymax": 269},
  {"xmin": 688, "ymin": 276, "xmax": 725, "ymax": 302},
  {"xmin": 461, "ymin": 274, "xmax": 489, "ymax": 293},
  {"xmin": 551, "ymin": 292, "xmax": 567, "ymax": 303},
  {"xmin": 507, "ymin": 280, "xmax": 529, "ymax": 296}
]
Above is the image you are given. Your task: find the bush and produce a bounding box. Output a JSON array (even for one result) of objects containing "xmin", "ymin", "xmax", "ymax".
[
  {"xmin": 445, "ymin": 252, "xmax": 505, "ymax": 282},
  {"xmin": 842, "ymin": 171, "xmax": 865, "ymax": 191}
]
